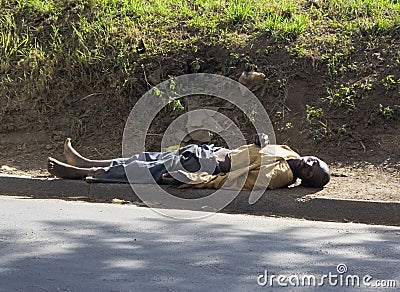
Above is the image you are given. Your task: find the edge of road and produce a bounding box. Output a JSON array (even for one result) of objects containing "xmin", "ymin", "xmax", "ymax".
[{"xmin": 0, "ymin": 174, "xmax": 399, "ymax": 226}]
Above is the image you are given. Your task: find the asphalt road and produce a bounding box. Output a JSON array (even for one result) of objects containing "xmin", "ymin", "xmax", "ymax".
[{"xmin": 0, "ymin": 196, "xmax": 399, "ymax": 291}]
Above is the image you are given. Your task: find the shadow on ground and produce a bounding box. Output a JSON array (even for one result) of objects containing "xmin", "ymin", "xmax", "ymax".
[{"xmin": 0, "ymin": 208, "xmax": 399, "ymax": 291}]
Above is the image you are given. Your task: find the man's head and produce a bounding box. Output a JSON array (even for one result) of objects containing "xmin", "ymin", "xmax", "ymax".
[{"xmin": 289, "ymin": 156, "xmax": 330, "ymax": 188}]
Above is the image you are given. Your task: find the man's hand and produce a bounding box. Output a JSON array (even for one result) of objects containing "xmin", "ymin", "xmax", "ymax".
[
  {"xmin": 162, "ymin": 171, "xmax": 191, "ymax": 186},
  {"xmin": 162, "ymin": 172, "xmax": 182, "ymax": 185},
  {"xmin": 253, "ymin": 133, "xmax": 270, "ymax": 148}
]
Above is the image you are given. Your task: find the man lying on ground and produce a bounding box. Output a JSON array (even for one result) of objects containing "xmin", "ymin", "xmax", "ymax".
[{"xmin": 47, "ymin": 134, "xmax": 330, "ymax": 190}]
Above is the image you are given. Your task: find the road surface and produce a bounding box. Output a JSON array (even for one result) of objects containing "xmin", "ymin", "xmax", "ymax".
[{"xmin": 0, "ymin": 196, "xmax": 398, "ymax": 291}]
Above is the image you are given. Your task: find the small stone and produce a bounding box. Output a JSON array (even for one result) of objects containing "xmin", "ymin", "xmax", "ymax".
[{"xmin": 238, "ymin": 71, "xmax": 266, "ymax": 93}]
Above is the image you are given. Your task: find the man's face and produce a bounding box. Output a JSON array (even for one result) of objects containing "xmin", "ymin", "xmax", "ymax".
[{"xmin": 293, "ymin": 156, "xmax": 330, "ymax": 187}]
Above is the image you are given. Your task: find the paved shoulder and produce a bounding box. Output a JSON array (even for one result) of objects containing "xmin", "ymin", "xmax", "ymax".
[{"xmin": 1, "ymin": 175, "xmax": 400, "ymax": 225}]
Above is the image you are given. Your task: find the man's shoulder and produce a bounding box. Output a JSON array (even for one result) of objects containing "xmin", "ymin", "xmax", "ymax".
[{"xmin": 260, "ymin": 145, "xmax": 300, "ymax": 159}]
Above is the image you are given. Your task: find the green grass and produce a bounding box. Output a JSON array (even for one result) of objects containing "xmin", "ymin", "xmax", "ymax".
[
  {"xmin": 1, "ymin": 1, "xmax": 398, "ymax": 62},
  {"xmin": 3, "ymin": 0, "xmax": 398, "ymax": 63}
]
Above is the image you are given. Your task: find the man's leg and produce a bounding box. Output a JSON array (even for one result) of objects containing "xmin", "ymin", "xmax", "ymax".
[
  {"xmin": 64, "ymin": 138, "xmax": 113, "ymax": 168},
  {"xmin": 47, "ymin": 157, "xmax": 90, "ymax": 179}
]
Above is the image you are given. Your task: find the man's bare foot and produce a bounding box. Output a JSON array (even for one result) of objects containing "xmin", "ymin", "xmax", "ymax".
[
  {"xmin": 63, "ymin": 138, "xmax": 112, "ymax": 167},
  {"xmin": 63, "ymin": 138, "xmax": 88, "ymax": 167},
  {"xmin": 47, "ymin": 157, "xmax": 89, "ymax": 179}
]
